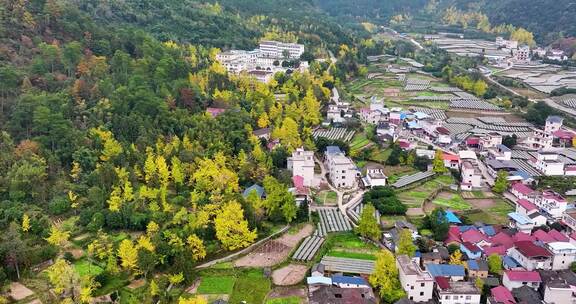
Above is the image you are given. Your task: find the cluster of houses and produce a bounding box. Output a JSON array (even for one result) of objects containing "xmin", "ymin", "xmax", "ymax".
[
  {"xmin": 215, "ymin": 40, "xmax": 307, "ymax": 83},
  {"xmin": 495, "ymin": 37, "xmax": 569, "ymax": 64},
  {"xmin": 306, "ymin": 264, "xmax": 377, "ymax": 304},
  {"xmin": 392, "ymin": 208, "xmax": 576, "ymax": 304}
]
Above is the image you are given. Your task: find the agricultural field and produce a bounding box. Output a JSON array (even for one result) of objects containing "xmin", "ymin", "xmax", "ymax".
[
  {"xmin": 397, "ymin": 175, "xmax": 454, "ymax": 208},
  {"xmin": 73, "ymin": 259, "xmax": 104, "ymax": 277},
  {"xmin": 267, "ymin": 297, "xmax": 302, "ymax": 304},
  {"xmin": 313, "ymin": 190, "xmax": 338, "ymax": 205},
  {"xmin": 318, "ymin": 233, "xmax": 379, "ymax": 263},
  {"xmin": 194, "ymin": 269, "xmax": 271, "ymax": 304},
  {"xmin": 349, "ymin": 132, "xmax": 372, "ymax": 154},
  {"xmin": 463, "ymin": 198, "xmax": 514, "ymax": 224},
  {"xmin": 431, "ymin": 192, "xmax": 472, "ymax": 210}
]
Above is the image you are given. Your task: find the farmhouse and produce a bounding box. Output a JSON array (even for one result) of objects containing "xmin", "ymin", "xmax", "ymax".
[{"xmin": 397, "ymin": 255, "xmax": 435, "ymax": 302}]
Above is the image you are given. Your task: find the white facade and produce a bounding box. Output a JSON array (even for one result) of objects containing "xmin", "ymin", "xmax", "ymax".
[
  {"xmin": 259, "ymin": 41, "xmax": 304, "ymax": 59},
  {"xmin": 480, "ymin": 133, "xmax": 503, "ymax": 150},
  {"xmin": 365, "ymin": 168, "xmax": 387, "ymax": 188},
  {"xmin": 546, "ymin": 242, "xmax": 576, "ymax": 270},
  {"xmin": 543, "ymin": 283, "xmax": 575, "ymax": 304},
  {"xmin": 461, "ymin": 161, "xmax": 482, "ymax": 190},
  {"xmin": 436, "ymin": 281, "xmax": 481, "ymax": 304},
  {"xmin": 533, "ymin": 152, "xmax": 565, "ymax": 176},
  {"xmin": 287, "ymin": 148, "xmax": 315, "ymax": 187},
  {"xmin": 397, "ymin": 255, "xmax": 434, "ymax": 302},
  {"xmin": 507, "ymin": 246, "xmax": 552, "ymax": 271},
  {"xmin": 535, "ymin": 191, "xmax": 568, "ymax": 219},
  {"xmin": 545, "ymin": 117, "xmax": 564, "ymax": 134},
  {"xmin": 326, "ymin": 152, "xmax": 357, "ymax": 189},
  {"xmin": 563, "ymin": 211, "xmax": 576, "ymax": 232},
  {"xmin": 502, "ymin": 272, "xmax": 541, "ymax": 290}
]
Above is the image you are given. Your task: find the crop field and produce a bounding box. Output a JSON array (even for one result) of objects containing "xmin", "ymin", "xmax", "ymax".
[
  {"xmin": 74, "ymin": 260, "xmax": 104, "ymax": 277},
  {"xmin": 397, "ymin": 175, "xmax": 453, "ymax": 208},
  {"xmin": 431, "ymin": 192, "xmax": 472, "ymax": 210},
  {"xmin": 463, "ymin": 198, "xmax": 514, "ymax": 224},
  {"xmin": 197, "ymin": 276, "xmax": 236, "ymax": 294}
]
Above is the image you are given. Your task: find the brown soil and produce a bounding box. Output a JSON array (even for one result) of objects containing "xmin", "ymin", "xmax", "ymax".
[
  {"xmin": 469, "ymin": 198, "xmax": 496, "ymax": 209},
  {"xmin": 127, "ymin": 279, "xmax": 146, "ymax": 289},
  {"xmin": 272, "ymin": 264, "xmax": 309, "ymax": 286},
  {"xmin": 234, "ymin": 224, "xmax": 314, "ymax": 267},
  {"xmin": 406, "ymin": 207, "xmax": 424, "ymax": 216},
  {"xmin": 267, "ymin": 286, "xmax": 308, "ymax": 302}
]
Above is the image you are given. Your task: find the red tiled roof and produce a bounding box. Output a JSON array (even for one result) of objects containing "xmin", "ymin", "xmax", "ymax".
[
  {"xmin": 461, "ymin": 229, "xmax": 488, "ymax": 244},
  {"xmin": 443, "ymin": 153, "xmax": 460, "ymax": 161},
  {"xmin": 511, "ymin": 183, "xmax": 535, "ymax": 196},
  {"xmin": 491, "ymin": 232, "xmax": 514, "ymax": 249},
  {"xmin": 570, "ymin": 232, "xmax": 576, "ymax": 241},
  {"xmin": 553, "ymin": 130, "xmax": 575, "ymax": 140},
  {"xmin": 504, "ymin": 270, "xmax": 541, "ymax": 282},
  {"xmin": 513, "ymin": 232, "xmax": 535, "ymax": 243},
  {"xmin": 483, "ymin": 245, "xmax": 507, "ymax": 256},
  {"xmin": 513, "ymin": 241, "xmax": 552, "ymax": 258},
  {"xmin": 398, "ymin": 140, "xmax": 410, "ymax": 149},
  {"xmin": 533, "ymin": 230, "xmax": 555, "ymax": 243},
  {"xmin": 548, "ymin": 229, "xmax": 569, "ymax": 242},
  {"xmin": 566, "ymin": 165, "xmax": 576, "ymax": 172},
  {"xmin": 466, "ymin": 137, "xmax": 480, "ymax": 145},
  {"xmin": 437, "ymin": 127, "xmax": 450, "ymax": 135},
  {"xmin": 491, "ymin": 286, "xmax": 516, "ymax": 304},
  {"xmin": 435, "ymin": 277, "xmax": 451, "ymax": 290},
  {"xmin": 542, "ymin": 190, "xmax": 566, "ymax": 202},
  {"xmin": 516, "ymin": 199, "xmax": 538, "ymax": 212},
  {"xmin": 462, "ymin": 242, "xmax": 481, "ymax": 253}
]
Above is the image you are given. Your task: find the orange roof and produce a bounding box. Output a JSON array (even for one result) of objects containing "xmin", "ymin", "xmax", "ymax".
[{"xmin": 443, "ymin": 153, "xmax": 460, "ymax": 161}]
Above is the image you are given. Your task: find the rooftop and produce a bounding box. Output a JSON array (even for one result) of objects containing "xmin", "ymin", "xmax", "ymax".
[
  {"xmin": 436, "ymin": 280, "xmax": 481, "ymax": 294},
  {"xmin": 504, "ymin": 270, "xmax": 541, "ymax": 282},
  {"xmin": 516, "ymin": 199, "xmax": 538, "ymax": 212},
  {"xmin": 508, "ymin": 212, "xmax": 533, "ymax": 225},
  {"xmin": 511, "ymin": 183, "xmax": 535, "ymax": 196},
  {"xmin": 490, "ymin": 286, "xmax": 516, "ymax": 304},
  {"xmin": 331, "ymin": 275, "xmax": 369, "ymax": 286},
  {"xmin": 514, "ymin": 241, "xmax": 552, "ymax": 258},
  {"xmin": 426, "ymin": 264, "xmax": 465, "ymax": 277}
]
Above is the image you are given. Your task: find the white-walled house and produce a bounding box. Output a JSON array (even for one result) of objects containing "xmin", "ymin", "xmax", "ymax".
[
  {"xmin": 532, "ymin": 151, "xmax": 565, "ymax": 176},
  {"xmin": 364, "ymin": 166, "xmax": 387, "ymax": 188},
  {"xmin": 507, "ymin": 241, "xmax": 552, "ymax": 270},
  {"xmin": 397, "ymin": 255, "xmax": 435, "ymax": 302},
  {"xmin": 510, "ymin": 183, "xmax": 537, "ymax": 202},
  {"xmin": 325, "ymin": 146, "xmax": 357, "ymax": 189},
  {"xmin": 535, "ymin": 190, "xmax": 568, "ymax": 219},
  {"xmin": 434, "ymin": 279, "xmax": 481, "ymax": 304},
  {"xmin": 502, "ymin": 270, "xmax": 541, "ymax": 290},
  {"xmin": 287, "ymin": 148, "xmax": 315, "ymax": 187},
  {"xmin": 460, "ymin": 161, "xmax": 482, "ymax": 191},
  {"xmin": 563, "ymin": 211, "xmax": 576, "ymax": 233},
  {"xmin": 546, "ymin": 242, "xmax": 576, "ymax": 270},
  {"xmin": 545, "ymin": 116, "xmax": 564, "ymax": 134}
]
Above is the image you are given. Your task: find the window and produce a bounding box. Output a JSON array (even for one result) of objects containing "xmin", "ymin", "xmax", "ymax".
[
  {"xmin": 466, "ymin": 296, "xmax": 471, "ymax": 300},
  {"xmin": 420, "ymin": 292, "xmax": 424, "ymax": 296},
  {"xmin": 341, "ymin": 176, "xmax": 345, "ymax": 179},
  {"xmin": 411, "ymin": 286, "xmax": 414, "ymax": 290},
  {"xmin": 453, "ymin": 296, "xmax": 459, "ymax": 300},
  {"xmin": 421, "ymin": 283, "xmax": 425, "ymax": 287},
  {"xmin": 445, "ymin": 296, "xmax": 450, "ymax": 300},
  {"xmin": 342, "ymin": 170, "xmax": 345, "ymax": 173},
  {"xmin": 410, "ymin": 297, "xmax": 414, "ymax": 300},
  {"xmin": 335, "ymin": 294, "xmax": 342, "ymax": 299}
]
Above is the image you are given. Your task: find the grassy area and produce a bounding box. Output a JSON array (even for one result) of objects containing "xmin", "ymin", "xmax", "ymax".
[
  {"xmin": 350, "ymin": 133, "xmax": 371, "ymax": 154},
  {"xmin": 326, "ymin": 250, "xmax": 377, "ymax": 260},
  {"xmin": 197, "ymin": 276, "xmax": 236, "ymax": 294},
  {"xmin": 74, "ymin": 259, "xmax": 104, "ymax": 277},
  {"xmin": 266, "ymin": 296, "xmax": 302, "ymax": 304},
  {"xmin": 314, "ymin": 190, "xmax": 338, "ymax": 205},
  {"xmin": 380, "ymin": 215, "xmax": 406, "ymax": 228},
  {"xmin": 472, "ymin": 191, "xmax": 485, "ymax": 198},
  {"xmin": 229, "ymin": 270, "xmax": 271, "ymax": 304},
  {"xmin": 397, "ymin": 175, "xmax": 454, "ymax": 208},
  {"xmin": 369, "ymin": 148, "xmax": 391, "ymax": 163},
  {"xmin": 432, "ymin": 193, "xmax": 472, "ymax": 210}
]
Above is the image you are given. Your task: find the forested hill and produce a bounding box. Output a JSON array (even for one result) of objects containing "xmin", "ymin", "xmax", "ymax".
[
  {"xmin": 74, "ymin": 0, "xmax": 363, "ymax": 52},
  {"xmin": 315, "ymin": 0, "xmax": 576, "ymax": 44}
]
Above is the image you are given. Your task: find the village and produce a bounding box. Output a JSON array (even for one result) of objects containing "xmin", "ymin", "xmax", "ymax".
[{"xmin": 169, "ymin": 35, "xmax": 576, "ymax": 304}]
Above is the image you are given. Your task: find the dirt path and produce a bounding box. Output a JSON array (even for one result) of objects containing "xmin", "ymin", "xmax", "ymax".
[
  {"xmin": 267, "ymin": 286, "xmax": 308, "ymax": 303},
  {"xmin": 272, "ymin": 264, "xmax": 309, "ymax": 286},
  {"xmin": 234, "ymin": 224, "xmax": 314, "ymax": 267}
]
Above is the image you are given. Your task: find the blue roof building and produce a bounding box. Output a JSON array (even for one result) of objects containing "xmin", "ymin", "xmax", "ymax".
[
  {"xmin": 480, "ymin": 225, "xmax": 496, "ymax": 236},
  {"xmin": 426, "ymin": 264, "xmax": 466, "ymax": 278},
  {"xmin": 331, "ymin": 275, "xmax": 369, "ymax": 287},
  {"xmin": 503, "ymin": 255, "xmax": 521, "ymax": 269},
  {"xmin": 242, "ymin": 184, "xmax": 265, "ymax": 198},
  {"xmin": 507, "ymin": 212, "xmax": 532, "ymax": 225},
  {"xmin": 444, "ymin": 210, "xmax": 462, "ymax": 224},
  {"xmin": 458, "ymin": 225, "xmax": 477, "ymax": 233}
]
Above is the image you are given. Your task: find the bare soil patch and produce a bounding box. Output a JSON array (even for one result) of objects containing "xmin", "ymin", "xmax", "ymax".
[
  {"xmin": 267, "ymin": 286, "xmax": 308, "ymax": 301},
  {"xmin": 272, "ymin": 264, "xmax": 309, "ymax": 286},
  {"xmin": 469, "ymin": 198, "xmax": 496, "ymax": 209},
  {"xmin": 10, "ymin": 282, "xmax": 35, "ymax": 301},
  {"xmin": 67, "ymin": 248, "xmax": 84, "ymax": 259},
  {"xmin": 406, "ymin": 207, "xmax": 424, "ymax": 216},
  {"xmin": 185, "ymin": 278, "xmax": 201, "ymax": 294},
  {"xmin": 234, "ymin": 224, "xmax": 313, "ymax": 267}
]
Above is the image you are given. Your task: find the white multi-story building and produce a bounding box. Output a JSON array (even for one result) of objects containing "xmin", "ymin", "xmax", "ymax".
[
  {"xmin": 397, "ymin": 255, "xmax": 434, "ymax": 302},
  {"xmin": 460, "ymin": 161, "xmax": 482, "ymax": 191},
  {"xmin": 502, "ymin": 270, "xmax": 541, "ymax": 290},
  {"xmin": 325, "ymin": 146, "xmax": 357, "ymax": 189},
  {"xmin": 287, "ymin": 148, "xmax": 315, "ymax": 187},
  {"xmin": 532, "ymin": 151, "xmax": 565, "ymax": 176},
  {"xmin": 563, "ymin": 211, "xmax": 576, "ymax": 233},
  {"xmin": 545, "ymin": 116, "xmax": 564, "ymax": 133},
  {"xmin": 480, "ymin": 133, "xmax": 503, "ymax": 150},
  {"xmin": 546, "ymin": 242, "xmax": 576, "ymax": 270},
  {"xmin": 535, "ymin": 190, "xmax": 568, "ymax": 219},
  {"xmin": 522, "ymin": 128, "xmax": 553, "ymax": 150},
  {"xmin": 259, "ymin": 41, "xmax": 304, "ymax": 59},
  {"xmin": 514, "ymin": 45, "xmax": 531, "ymax": 62},
  {"xmin": 435, "ymin": 279, "xmax": 481, "ymax": 304},
  {"xmin": 327, "ymin": 105, "xmax": 344, "ymax": 123}
]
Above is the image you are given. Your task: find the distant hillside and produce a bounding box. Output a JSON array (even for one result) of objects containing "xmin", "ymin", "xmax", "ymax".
[{"xmin": 315, "ymin": 0, "xmax": 576, "ymax": 44}]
